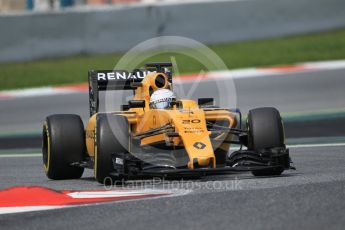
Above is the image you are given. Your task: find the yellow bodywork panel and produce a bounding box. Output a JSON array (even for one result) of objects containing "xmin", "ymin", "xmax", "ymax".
[{"xmin": 138, "ymin": 109, "xmax": 215, "ymax": 168}]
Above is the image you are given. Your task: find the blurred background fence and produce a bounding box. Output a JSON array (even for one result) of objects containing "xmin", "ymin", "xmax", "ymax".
[
  {"xmin": 0, "ymin": 0, "xmax": 345, "ymax": 62},
  {"xmin": 0, "ymin": 0, "xmax": 188, "ymax": 11}
]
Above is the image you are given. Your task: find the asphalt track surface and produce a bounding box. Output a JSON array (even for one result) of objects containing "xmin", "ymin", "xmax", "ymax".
[
  {"xmin": 1, "ymin": 68, "xmax": 345, "ymax": 229},
  {"xmin": 1, "ymin": 145, "xmax": 345, "ymax": 229}
]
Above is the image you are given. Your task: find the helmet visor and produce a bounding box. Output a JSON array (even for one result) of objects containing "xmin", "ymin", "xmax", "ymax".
[
  {"xmin": 154, "ymin": 101, "xmax": 170, "ymax": 109},
  {"xmin": 150, "ymin": 97, "xmax": 176, "ymax": 109}
]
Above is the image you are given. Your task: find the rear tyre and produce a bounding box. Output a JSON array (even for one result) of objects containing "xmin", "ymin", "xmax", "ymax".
[
  {"xmin": 42, "ymin": 114, "xmax": 85, "ymax": 180},
  {"xmin": 94, "ymin": 114, "xmax": 129, "ymax": 184},
  {"xmin": 247, "ymin": 107, "xmax": 285, "ymax": 176}
]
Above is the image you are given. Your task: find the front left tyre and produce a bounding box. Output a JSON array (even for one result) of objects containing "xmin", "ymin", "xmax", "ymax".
[{"xmin": 42, "ymin": 114, "xmax": 85, "ymax": 180}]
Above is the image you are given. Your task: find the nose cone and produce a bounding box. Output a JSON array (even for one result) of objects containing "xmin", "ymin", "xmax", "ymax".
[
  {"xmin": 188, "ymin": 156, "xmax": 215, "ymax": 169},
  {"xmin": 171, "ymin": 110, "xmax": 216, "ymax": 169}
]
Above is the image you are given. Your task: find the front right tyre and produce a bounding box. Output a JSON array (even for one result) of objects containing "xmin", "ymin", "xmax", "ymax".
[
  {"xmin": 247, "ymin": 107, "xmax": 286, "ymax": 176},
  {"xmin": 94, "ymin": 114, "xmax": 130, "ymax": 184}
]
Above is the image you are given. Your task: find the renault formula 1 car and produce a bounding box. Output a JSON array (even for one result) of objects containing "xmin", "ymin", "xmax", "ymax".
[{"xmin": 42, "ymin": 62, "xmax": 294, "ymax": 184}]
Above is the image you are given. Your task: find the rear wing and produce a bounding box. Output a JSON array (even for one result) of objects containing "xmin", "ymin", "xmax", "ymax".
[{"xmin": 88, "ymin": 62, "xmax": 172, "ymax": 116}]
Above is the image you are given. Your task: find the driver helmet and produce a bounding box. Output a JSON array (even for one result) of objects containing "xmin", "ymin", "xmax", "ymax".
[{"xmin": 150, "ymin": 89, "xmax": 176, "ymax": 109}]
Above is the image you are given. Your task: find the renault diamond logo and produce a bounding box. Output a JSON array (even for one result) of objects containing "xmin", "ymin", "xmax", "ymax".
[{"xmin": 193, "ymin": 142, "xmax": 206, "ymax": 149}]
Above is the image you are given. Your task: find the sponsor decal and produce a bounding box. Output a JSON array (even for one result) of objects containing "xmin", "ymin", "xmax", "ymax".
[
  {"xmin": 97, "ymin": 70, "xmax": 154, "ymax": 81},
  {"xmin": 182, "ymin": 119, "xmax": 204, "ymax": 133},
  {"xmin": 182, "ymin": 119, "xmax": 201, "ymax": 124},
  {"xmin": 193, "ymin": 142, "xmax": 206, "ymax": 149},
  {"xmin": 184, "ymin": 127, "xmax": 204, "ymax": 133}
]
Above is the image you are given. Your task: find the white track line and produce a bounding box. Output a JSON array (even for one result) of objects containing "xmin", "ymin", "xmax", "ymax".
[
  {"xmin": 0, "ymin": 153, "xmax": 41, "ymax": 158},
  {"xmin": 287, "ymin": 142, "xmax": 345, "ymax": 148},
  {"xmin": 0, "ymin": 206, "xmax": 67, "ymax": 215},
  {"xmin": 66, "ymin": 190, "xmax": 172, "ymax": 198}
]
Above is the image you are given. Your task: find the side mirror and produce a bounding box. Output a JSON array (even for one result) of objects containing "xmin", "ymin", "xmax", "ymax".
[
  {"xmin": 121, "ymin": 104, "xmax": 130, "ymax": 111},
  {"xmin": 128, "ymin": 100, "xmax": 145, "ymax": 109},
  {"xmin": 171, "ymin": 100, "xmax": 183, "ymax": 109},
  {"xmin": 198, "ymin": 98, "xmax": 214, "ymax": 106}
]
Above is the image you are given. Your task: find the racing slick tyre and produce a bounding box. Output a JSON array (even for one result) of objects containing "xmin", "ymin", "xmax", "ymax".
[
  {"xmin": 94, "ymin": 114, "xmax": 129, "ymax": 184},
  {"xmin": 42, "ymin": 114, "xmax": 85, "ymax": 180},
  {"xmin": 247, "ymin": 107, "xmax": 285, "ymax": 176}
]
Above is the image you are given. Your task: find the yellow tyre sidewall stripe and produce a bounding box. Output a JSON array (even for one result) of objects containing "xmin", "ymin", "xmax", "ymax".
[
  {"xmin": 43, "ymin": 122, "xmax": 51, "ymax": 173},
  {"xmin": 93, "ymin": 122, "xmax": 98, "ymax": 178}
]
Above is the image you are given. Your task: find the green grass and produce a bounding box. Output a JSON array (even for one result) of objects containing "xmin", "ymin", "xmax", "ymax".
[{"xmin": 1, "ymin": 29, "xmax": 345, "ymax": 90}]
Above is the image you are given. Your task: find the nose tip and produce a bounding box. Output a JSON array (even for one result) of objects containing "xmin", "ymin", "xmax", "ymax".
[{"xmin": 189, "ymin": 157, "xmax": 215, "ymax": 169}]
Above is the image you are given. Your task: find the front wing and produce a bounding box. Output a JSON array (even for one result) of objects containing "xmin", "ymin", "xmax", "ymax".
[{"xmin": 109, "ymin": 147, "xmax": 295, "ymax": 178}]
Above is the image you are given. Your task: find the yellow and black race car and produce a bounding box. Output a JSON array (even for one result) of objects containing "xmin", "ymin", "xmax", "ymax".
[{"xmin": 42, "ymin": 62, "xmax": 294, "ymax": 184}]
